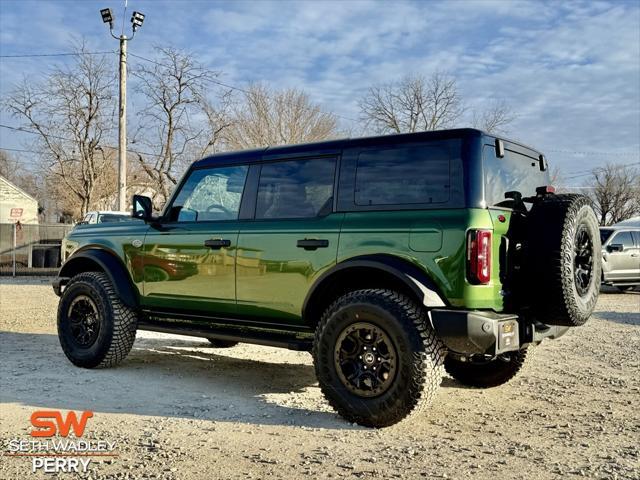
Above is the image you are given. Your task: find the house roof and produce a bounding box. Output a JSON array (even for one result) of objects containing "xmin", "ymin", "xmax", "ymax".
[{"xmin": 0, "ymin": 174, "xmax": 38, "ymax": 203}]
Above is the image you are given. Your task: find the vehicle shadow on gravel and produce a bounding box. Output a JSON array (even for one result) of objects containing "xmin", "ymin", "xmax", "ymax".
[
  {"xmin": 0, "ymin": 331, "xmax": 360, "ymax": 430},
  {"xmin": 594, "ymin": 311, "xmax": 640, "ymax": 326}
]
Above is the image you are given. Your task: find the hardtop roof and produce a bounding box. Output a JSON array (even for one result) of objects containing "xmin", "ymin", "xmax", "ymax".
[{"xmin": 193, "ymin": 128, "xmax": 542, "ymax": 168}]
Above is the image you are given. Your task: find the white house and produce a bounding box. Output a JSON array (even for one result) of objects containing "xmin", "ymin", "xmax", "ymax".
[{"xmin": 0, "ymin": 174, "xmax": 39, "ymax": 224}]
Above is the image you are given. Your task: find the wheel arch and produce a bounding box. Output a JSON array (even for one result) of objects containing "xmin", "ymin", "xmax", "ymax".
[
  {"xmin": 57, "ymin": 247, "xmax": 139, "ymax": 308},
  {"xmin": 302, "ymin": 254, "xmax": 446, "ymax": 328}
]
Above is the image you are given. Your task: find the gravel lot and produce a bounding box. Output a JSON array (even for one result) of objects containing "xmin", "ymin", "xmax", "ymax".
[{"xmin": 1, "ymin": 279, "xmax": 638, "ymax": 479}]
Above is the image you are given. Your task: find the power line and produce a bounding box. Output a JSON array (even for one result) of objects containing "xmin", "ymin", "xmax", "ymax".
[
  {"xmin": 563, "ymin": 162, "xmax": 640, "ymax": 180},
  {"xmin": 546, "ymin": 148, "xmax": 639, "ymax": 157},
  {"xmin": 0, "ymin": 51, "xmax": 116, "ymax": 58},
  {"xmin": 0, "ymin": 146, "xmax": 41, "ymax": 154},
  {"xmin": 0, "ymin": 124, "xmax": 162, "ymax": 158}
]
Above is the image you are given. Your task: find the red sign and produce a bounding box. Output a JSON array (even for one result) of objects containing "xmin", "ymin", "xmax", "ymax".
[{"xmin": 10, "ymin": 208, "xmax": 23, "ymax": 218}]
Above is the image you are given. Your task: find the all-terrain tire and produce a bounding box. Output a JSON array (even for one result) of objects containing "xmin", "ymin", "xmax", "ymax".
[
  {"xmin": 444, "ymin": 349, "xmax": 528, "ymax": 388},
  {"xmin": 313, "ymin": 289, "xmax": 446, "ymax": 428},
  {"xmin": 207, "ymin": 339, "xmax": 239, "ymax": 348},
  {"xmin": 524, "ymin": 194, "xmax": 601, "ymax": 326},
  {"xmin": 57, "ymin": 272, "xmax": 138, "ymax": 368}
]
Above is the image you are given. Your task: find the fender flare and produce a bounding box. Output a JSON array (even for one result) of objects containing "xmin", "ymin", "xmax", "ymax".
[
  {"xmin": 57, "ymin": 248, "xmax": 139, "ymax": 308},
  {"xmin": 302, "ymin": 254, "xmax": 446, "ymax": 320}
]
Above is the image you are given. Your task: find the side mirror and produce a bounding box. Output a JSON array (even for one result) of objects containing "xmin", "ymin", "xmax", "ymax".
[
  {"xmin": 607, "ymin": 243, "xmax": 624, "ymax": 253},
  {"xmin": 132, "ymin": 195, "xmax": 153, "ymax": 222}
]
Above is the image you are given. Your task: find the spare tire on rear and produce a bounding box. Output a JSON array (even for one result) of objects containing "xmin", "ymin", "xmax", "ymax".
[{"xmin": 523, "ymin": 194, "xmax": 601, "ymax": 326}]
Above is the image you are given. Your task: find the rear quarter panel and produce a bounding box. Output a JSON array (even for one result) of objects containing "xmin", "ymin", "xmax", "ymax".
[{"xmin": 338, "ymin": 208, "xmax": 502, "ymax": 310}]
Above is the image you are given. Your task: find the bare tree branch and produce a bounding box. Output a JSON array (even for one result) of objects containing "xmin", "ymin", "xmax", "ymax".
[
  {"xmin": 588, "ymin": 163, "xmax": 640, "ymax": 225},
  {"xmin": 221, "ymin": 83, "xmax": 339, "ymax": 151},
  {"xmin": 3, "ymin": 41, "xmax": 117, "ymax": 218},
  {"xmin": 358, "ymin": 72, "xmax": 464, "ymax": 134}
]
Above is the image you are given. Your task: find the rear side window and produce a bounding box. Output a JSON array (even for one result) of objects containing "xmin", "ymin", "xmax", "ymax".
[
  {"xmin": 354, "ymin": 145, "xmax": 450, "ymax": 206},
  {"xmin": 256, "ymin": 157, "xmax": 336, "ymax": 219}
]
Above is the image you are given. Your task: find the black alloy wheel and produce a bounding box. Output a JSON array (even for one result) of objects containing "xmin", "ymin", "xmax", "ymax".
[
  {"xmin": 574, "ymin": 225, "xmax": 594, "ymax": 297},
  {"xmin": 67, "ymin": 295, "xmax": 101, "ymax": 347},
  {"xmin": 334, "ymin": 322, "xmax": 397, "ymax": 397}
]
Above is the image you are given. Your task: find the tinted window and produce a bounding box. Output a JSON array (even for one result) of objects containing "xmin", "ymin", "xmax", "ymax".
[
  {"xmin": 611, "ymin": 231, "xmax": 635, "ymax": 249},
  {"xmin": 167, "ymin": 166, "xmax": 248, "ymax": 222},
  {"xmin": 484, "ymin": 146, "xmax": 550, "ymax": 207},
  {"xmin": 256, "ymin": 158, "xmax": 335, "ymax": 219},
  {"xmin": 354, "ymin": 144, "xmax": 450, "ymax": 206}
]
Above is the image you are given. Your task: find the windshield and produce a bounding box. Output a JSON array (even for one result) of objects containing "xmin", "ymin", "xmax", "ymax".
[
  {"xmin": 483, "ymin": 144, "xmax": 550, "ymax": 207},
  {"xmin": 600, "ymin": 229, "xmax": 614, "ymax": 244},
  {"xmin": 97, "ymin": 214, "xmax": 131, "ymax": 223}
]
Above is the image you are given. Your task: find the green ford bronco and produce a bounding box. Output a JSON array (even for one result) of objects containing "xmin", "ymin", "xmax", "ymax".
[{"xmin": 54, "ymin": 128, "xmax": 601, "ymax": 427}]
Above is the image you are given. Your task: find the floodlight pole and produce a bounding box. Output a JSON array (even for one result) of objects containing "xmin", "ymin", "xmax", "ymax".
[
  {"xmin": 117, "ymin": 35, "xmax": 127, "ymax": 212},
  {"xmin": 101, "ymin": 7, "xmax": 143, "ymax": 211}
]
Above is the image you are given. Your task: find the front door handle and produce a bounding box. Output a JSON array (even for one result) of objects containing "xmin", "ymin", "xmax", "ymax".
[
  {"xmin": 204, "ymin": 239, "xmax": 231, "ymax": 249},
  {"xmin": 297, "ymin": 239, "xmax": 329, "ymax": 251}
]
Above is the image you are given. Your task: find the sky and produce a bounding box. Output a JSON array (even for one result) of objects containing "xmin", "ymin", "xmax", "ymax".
[{"xmin": 0, "ymin": 0, "xmax": 639, "ymax": 187}]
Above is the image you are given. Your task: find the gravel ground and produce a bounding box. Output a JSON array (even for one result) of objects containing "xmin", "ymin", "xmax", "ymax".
[{"xmin": 0, "ymin": 279, "xmax": 638, "ymax": 479}]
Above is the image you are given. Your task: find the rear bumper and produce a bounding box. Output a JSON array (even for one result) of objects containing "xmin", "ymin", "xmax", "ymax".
[{"xmin": 430, "ymin": 309, "xmax": 569, "ymax": 356}]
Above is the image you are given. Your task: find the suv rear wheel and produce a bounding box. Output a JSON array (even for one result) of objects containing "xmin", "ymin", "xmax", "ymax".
[
  {"xmin": 313, "ymin": 289, "xmax": 445, "ymax": 428},
  {"xmin": 444, "ymin": 349, "xmax": 528, "ymax": 388},
  {"xmin": 57, "ymin": 272, "xmax": 138, "ymax": 368}
]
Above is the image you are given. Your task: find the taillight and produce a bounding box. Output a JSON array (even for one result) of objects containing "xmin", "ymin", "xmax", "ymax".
[{"xmin": 467, "ymin": 230, "xmax": 492, "ymax": 284}]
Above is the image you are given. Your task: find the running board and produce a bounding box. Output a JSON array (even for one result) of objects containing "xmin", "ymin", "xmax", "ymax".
[{"xmin": 138, "ymin": 318, "xmax": 314, "ymax": 352}]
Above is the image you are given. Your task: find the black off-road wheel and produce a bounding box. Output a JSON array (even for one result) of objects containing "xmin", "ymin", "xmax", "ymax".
[
  {"xmin": 207, "ymin": 339, "xmax": 239, "ymax": 348},
  {"xmin": 57, "ymin": 272, "xmax": 138, "ymax": 368},
  {"xmin": 525, "ymin": 194, "xmax": 601, "ymax": 326},
  {"xmin": 313, "ymin": 289, "xmax": 445, "ymax": 428},
  {"xmin": 444, "ymin": 349, "xmax": 528, "ymax": 388}
]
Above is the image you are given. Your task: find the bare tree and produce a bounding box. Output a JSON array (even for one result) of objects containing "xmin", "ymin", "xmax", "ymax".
[
  {"xmin": 472, "ymin": 99, "xmax": 516, "ymax": 134},
  {"xmin": 358, "ymin": 72, "xmax": 464, "ymax": 134},
  {"xmin": 199, "ymin": 92, "xmax": 234, "ymax": 157},
  {"xmin": 221, "ymin": 84, "xmax": 339, "ymax": 150},
  {"xmin": 0, "ymin": 150, "xmax": 40, "ymax": 198},
  {"xmin": 4, "ymin": 43, "xmax": 116, "ymax": 218},
  {"xmin": 589, "ymin": 163, "xmax": 640, "ymax": 225},
  {"xmin": 131, "ymin": 47, "xmax": 220, "ymax": 207}
]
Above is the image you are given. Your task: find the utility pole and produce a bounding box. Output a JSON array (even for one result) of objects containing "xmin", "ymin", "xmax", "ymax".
[
  {"xmin": 100, "ymin": 7, "xmax": 145, "ymax": 212},
  {"xmin": 118, "ymin": 36, "xmax": 127, "ymax": 212}
]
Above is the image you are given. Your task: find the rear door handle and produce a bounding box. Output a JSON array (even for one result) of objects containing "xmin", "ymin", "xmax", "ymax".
[
  {"xmin": 204, "ymin": 239, "xmax": 231, "ymax": 249},
  {"xmin": 297, "ymin": 239, "xmax": 329, "ymax": 250}
]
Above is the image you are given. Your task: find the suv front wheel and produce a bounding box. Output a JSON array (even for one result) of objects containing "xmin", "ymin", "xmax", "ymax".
[
  {"xmin": 313, "ymin": 289, "xmax": 445, "ymax": 428},
  {"xmin": 57, "ymin": 272, "xmax": 138, "ymax": 368}
]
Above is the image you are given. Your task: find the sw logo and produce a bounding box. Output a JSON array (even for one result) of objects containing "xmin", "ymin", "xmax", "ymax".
[
  {"xmin": 29, "ymin": 410, "xmax": 94, "ymax": 473},
  {"xmin": 30, "ymin": 410, "xmax": 94, "ymax": 437}
]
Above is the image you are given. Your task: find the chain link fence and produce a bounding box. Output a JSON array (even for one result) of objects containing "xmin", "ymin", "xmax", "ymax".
[{"xmin": 0, "ymin": 223, "xmax": 74, "ymax": 276}]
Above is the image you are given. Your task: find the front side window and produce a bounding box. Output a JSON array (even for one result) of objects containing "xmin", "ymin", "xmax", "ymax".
[
  {"xmin": 256, "ymin": 158, "xmax": 336, "ymax": 219},
  {"xmin": 611, "ymin": 231, "xmax": 635, "ymax": 249},
  {"xmin": 355, "ymin": 144, "xmax": 451, "ymax": 206},
  {"xmin": 166, "ymin": 165, "xmax": 248, "ymax": 222}
]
